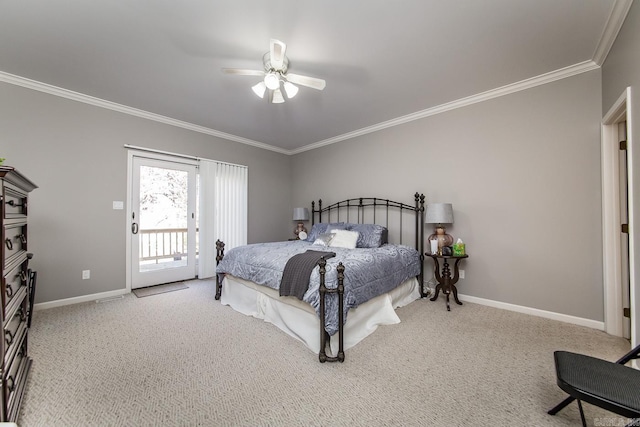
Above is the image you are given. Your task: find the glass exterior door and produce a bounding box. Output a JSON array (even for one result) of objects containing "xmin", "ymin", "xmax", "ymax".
[{"xmin": 131, "ymin": 157, "xmax": 197, "ymax": 289}]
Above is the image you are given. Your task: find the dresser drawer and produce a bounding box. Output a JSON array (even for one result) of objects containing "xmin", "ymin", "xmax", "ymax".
[
  {"xmin": 3, "ymin": 304, "xmax": 26, "ymax": 367},
  {"xmin": 2, "ymin": 224, "xmax": 27, "ymax": 272},
  {"xmin": 3, "ymin": 330, "xmax": 30, "ymax": 423},
  {"xmin": 2, "ymin": 261, "xmax": 28, "ymax": 323},
  {"xmin": 2, "ymin": 184, "xmax": 28, "ymax": 220}
]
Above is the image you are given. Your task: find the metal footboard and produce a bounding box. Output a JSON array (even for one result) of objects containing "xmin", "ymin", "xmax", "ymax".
[
  {"xmin": 214, "ymin": 238, "xmax": 346, "ymax": 363},
  {"xmin": 318, "ymin": 258, "xmax": 345, "ymax": 363}
]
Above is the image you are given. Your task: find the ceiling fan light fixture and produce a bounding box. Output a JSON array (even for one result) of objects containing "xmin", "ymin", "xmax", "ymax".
[
  {"xmin": 271, "ymin": 88, "xmax": 285, "ymax": 104},
  {"xmin": 251, "ymin": 82, "xmax": 266, "ymax": 98},
  {"xmin": 264, "ymin": 72, "xmax": 280, "ymax": 90},
  {"xmin": 223, "ymin": 39, "xmax": 326, "ymax": 105},
  {"xmin": 283, "ymin": 81, "xmax": 299, "ymax": 99}
]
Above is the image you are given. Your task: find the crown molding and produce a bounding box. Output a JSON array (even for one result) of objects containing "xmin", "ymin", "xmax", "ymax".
[
  {"xmin": 0, "ymin": 59, "xmax": 601, "ymax": 157},
  {"xmin": 0, "ymin": 71, "xmax": 289, "ymax": 155},
  {"xmin": 0, "ymin": 58, "xmax": 606, "ymax": 157},
  {"xmin": 290, "ymin": 60, "xmax": 600, "ymax": 155},
  {"xmin": 592, "ymin": 0, "xmax": 633, "ymax": 66}
]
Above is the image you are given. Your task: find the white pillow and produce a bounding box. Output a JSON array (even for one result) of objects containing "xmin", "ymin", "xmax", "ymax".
[{"xmin": 328, "ymin": 229, "xmax": 359, "ymax": 249}]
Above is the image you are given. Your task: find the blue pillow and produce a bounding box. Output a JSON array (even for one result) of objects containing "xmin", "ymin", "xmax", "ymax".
[{"xmin": 344, "ymin": 223, "xmax": 388, "ymax": 248}]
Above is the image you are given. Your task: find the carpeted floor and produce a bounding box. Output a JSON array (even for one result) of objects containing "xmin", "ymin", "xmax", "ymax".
[{"xmin": 19, "ymin": 279, "xmax": 632, "ymax": 426}]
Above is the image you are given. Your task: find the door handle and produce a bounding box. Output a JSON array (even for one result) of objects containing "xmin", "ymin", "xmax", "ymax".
[{"xmin": 131, "ymin": 222, "xmax": 139, "ymax": 234}]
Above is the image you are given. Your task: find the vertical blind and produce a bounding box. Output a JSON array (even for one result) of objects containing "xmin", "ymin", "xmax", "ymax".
[{"xmin": 198, "ymin": 160, "xmax": 248, "ymax": 279}]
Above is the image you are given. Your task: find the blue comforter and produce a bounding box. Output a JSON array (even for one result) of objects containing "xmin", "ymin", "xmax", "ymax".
[{"xmin": 216, "ymin": 240, "xmax": 420, "ymax": 335}]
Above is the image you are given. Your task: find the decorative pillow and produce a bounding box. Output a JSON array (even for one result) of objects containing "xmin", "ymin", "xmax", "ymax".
[
  {"xmin": 313, "ymin": 233, "xmax": 335, "ymax": 246},
  {"xmin": 344, "ymin": 223, "xmax": 388, "ymax": 248},
  {"xmin": 328, "ymin": 229, "xmax": 359, "ymax": 249},
  {"xmin": 305, "ymin": 222, "xmax": 346, "ymax": 242}
]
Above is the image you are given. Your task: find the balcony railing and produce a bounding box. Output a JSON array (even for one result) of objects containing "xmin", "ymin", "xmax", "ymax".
[{"xmin": 139, "ymin": 228, "xmax": 198, "ymax": 264}]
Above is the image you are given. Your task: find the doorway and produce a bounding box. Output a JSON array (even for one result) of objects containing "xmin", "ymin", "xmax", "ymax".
[
  {"xmin": 602, "ymin": 87, "xmax": 634, "ymax": 342},
  {"xmin": 129, "ymin": 155, "xmax": 197, "ymax": 289},
  {"xmin": 619, "ymin": 121, "xmax": 631, "ymax": 339}
]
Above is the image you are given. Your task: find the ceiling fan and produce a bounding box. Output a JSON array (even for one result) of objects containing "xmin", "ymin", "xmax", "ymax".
[{"xmin": 222, "ymin": 39, "xmax": 326, "ymax": 104}]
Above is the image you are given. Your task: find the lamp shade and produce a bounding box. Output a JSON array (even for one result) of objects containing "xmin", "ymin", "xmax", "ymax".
[
  {"xmin": 251, "ymin": 82, "xmax": 266, "ymax": 98},
  {"xmin": 425, "ymin": 203, "xmax": 454, "ymax": 224},
  {"xmin": 283, "ymin": 81, "xmax": 299, "ymax": 98},
  {"xmin": 271, "ymin": 88, "xmax": 285, "ymax": 104},
  {"xmin": 293, "ymin": 207, "xmax": 309, "ymax": 221}
]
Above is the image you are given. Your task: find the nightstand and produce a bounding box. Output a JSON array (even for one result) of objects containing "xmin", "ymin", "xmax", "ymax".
[{"xmin": 426, "ymin": 253, "xmax": 468, "ymax": 311}]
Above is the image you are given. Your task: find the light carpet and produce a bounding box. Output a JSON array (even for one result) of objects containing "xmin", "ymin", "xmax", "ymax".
[{"xmin": 19, "ymin": 279, "xmax": 632, "ymax": 426}]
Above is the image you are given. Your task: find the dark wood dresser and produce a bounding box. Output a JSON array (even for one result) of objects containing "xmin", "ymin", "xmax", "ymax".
[{"xmin": 0, "ymin": 166, "xmax": 37, "ymax": 422}]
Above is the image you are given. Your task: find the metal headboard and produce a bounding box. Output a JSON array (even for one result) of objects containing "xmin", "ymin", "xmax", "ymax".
[{"xmin": 311, "ymin": 193, "xmax": 425, "ymax": 285}]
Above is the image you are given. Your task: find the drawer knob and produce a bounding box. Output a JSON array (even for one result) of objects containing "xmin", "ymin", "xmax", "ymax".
[
  {"xmin": 6, "ymin": 283, "xmax": 13, "ymax": 298},
  {"xmin": 19, "ymin": 270, "xmax": 27, "ymax": 282},
  {"xmin": 5, "ymin": 330, "xmax": 14, "ymax": 346},
  {"xmin": 19, "ymin": 234, "xmax": 27, "ymax": 244},
  {"xmin": 5, "ymin": 238, "xmax": 12, "ymax": 250},
  {"xmin": 6, "ymin": 375, "xmax": 14, "ymax": 392},
  {"xmin": 5, "ymin": 200, "xmax": 24, "ymax": 208}
]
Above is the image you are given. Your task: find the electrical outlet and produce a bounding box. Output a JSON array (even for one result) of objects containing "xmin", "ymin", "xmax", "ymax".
[
  {"xmin": 459, "ymin": 269, "xmax": 465, "ymax": 279},
  {"xmin": 82, "ymin": 270, "xmax": 90, "ymax": 280}
]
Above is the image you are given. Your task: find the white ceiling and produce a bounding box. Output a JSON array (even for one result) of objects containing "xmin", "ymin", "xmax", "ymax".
[{"xmin": 0, "ymin": 0, "xmax": 630, "ymax": 154}]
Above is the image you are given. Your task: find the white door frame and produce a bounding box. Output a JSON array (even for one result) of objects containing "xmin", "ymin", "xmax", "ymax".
[
  {"xmin": 602, "ymin": 87, "xmax": 635, "ymax": 347},
  {"xmin": 126, "ymin": 149, "xmax": 198, "ymax": 291}
]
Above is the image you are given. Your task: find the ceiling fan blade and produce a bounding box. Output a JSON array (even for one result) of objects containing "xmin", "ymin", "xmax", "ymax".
[
  {"xmin": 285, "ymin": 73, "xmax": 326, "ymax": 90},
  {"xmin": 270, "ymin": 39, "xmax": 287, "ymax": 70},
  {"xmin": 221, "ymin": 68, "xmax": 265, "ymax": 77}
]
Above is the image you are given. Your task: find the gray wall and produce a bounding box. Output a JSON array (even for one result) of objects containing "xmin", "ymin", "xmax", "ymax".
[
  {"xmin": 0, "ymin": 82, "xmax": 291, "ymax": 304},
  {"xmin": 292, "ymin": 70, "xmax": 604, "ymax": 321},
  {"xmin": 602, "ymin": 0, "xmax": 640, "ymax": 345}
]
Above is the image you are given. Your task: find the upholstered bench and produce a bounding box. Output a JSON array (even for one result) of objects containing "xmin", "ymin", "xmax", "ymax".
[{"xmin": 548, "ymin": 347, "xmax": 640, "ymax": 427}]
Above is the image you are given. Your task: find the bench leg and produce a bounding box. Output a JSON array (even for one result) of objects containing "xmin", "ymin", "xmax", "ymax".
[
  {"xmin": 548, "ymin": 396, "xmax": 587, "ymax": 427},
  {"xmin": 548, "ymin": 396, "xmax": 575, "ymax": 415},
  {"xmin": 577, "ymin": 400, "xmax": 587, "ymax": 427}
]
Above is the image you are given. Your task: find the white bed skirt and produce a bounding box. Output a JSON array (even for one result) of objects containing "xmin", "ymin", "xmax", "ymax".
[{"xmin": 220, "ymin": 275, "xmax": 421, "ymax": 356}]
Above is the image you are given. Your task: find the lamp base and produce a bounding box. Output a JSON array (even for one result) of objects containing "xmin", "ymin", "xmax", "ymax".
[
  {"xmin": 294, "ymin": 222, "xmax": 307, "ymax": 239},
  {"xmin": 428, "ymin": 226, "xmax": 453, "ymax": 255}
]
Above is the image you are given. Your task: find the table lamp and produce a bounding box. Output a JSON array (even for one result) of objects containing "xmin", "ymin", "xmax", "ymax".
[
  {"xmin": 425, "ymin": 203, "xmax": 454, "ymax": 255},
  {"xmin": 293, "ymin": 207, "xmax": 309, "ymax": 239}
]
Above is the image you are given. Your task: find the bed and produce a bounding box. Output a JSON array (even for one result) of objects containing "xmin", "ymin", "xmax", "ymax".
[{"xmin": 215, "ymin": 193, "xmax": 426, "ymax": 362}]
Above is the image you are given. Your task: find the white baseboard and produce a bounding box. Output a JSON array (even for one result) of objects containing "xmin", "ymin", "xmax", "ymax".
[
  {"xmin": 458, "ymin": 293, "xmax": 605, "ymax": 330},
  {"xmin": 33, "ymin": 287, "xmax": 604, "ymax": 331},
  {"xmin": 34, "ymin": 288, "xmax": 129, "ymax": 311}
]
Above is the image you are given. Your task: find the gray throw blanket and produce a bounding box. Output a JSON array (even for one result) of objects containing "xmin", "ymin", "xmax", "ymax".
[{"xmin": 279, "ymin": 250, "xmax": 336, "ymax": 300}]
